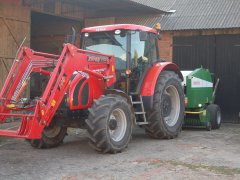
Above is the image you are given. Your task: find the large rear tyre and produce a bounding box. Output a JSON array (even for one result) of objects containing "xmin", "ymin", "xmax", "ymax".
[
  {"xmin": 29, "ymin": 121, "xmax": 67, "ymax": 149},
  {"xmin": 144, "ymin": 71, "xmax": 184, "ymax": 139},
  {"xmin": 86, "ymin": 95, "xmax": 134, "ymax": 153},
  {"xmin": 207, "ymin": 104, "xmax": 221, "ymax": 129}
]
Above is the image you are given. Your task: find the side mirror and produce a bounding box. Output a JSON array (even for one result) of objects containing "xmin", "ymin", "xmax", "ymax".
[
  {"xmin": 139, "ymin": 31, "xmax": 148, "ymax": 41},
  {"xmin": 71, "ymin": 27, "xmax": 76, "ymax": 44},
  {"xmin": 65, "ymin": 27, "xmax": 76, "ymax": 44},
  {"xmin": 157, "ymin": 34, "xmax": 162, "ymax": 40}
]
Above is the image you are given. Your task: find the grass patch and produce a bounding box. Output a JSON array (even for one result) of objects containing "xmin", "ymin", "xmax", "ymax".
[{"xmin": 150, "ymin": 160, "xmax": 240, "ymax": 176}]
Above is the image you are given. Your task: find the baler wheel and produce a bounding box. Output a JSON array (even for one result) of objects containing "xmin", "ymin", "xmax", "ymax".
[
  {"xmin": 86, "ymin": 94, "xmax": 134, "ymax": 153},
  {"xmin": 144, "ymin": 71, "xmax": 184, "ymax": 139},
  {"xmin": 29, "ymin": 122, "xmax": 67, "ymax": 148},
  {"xmin": 206, "ymin": 122, "xmax": 212, "ymax": 131},
  {"xmin": 207, "ymin": 104, "xmax": 221, "ymax": 129}
]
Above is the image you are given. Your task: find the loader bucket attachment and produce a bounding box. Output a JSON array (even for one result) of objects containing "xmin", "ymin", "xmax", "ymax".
[
  {"xmin": 0, "ymin": 44, "xmax": 116, "ymax": 139},
  {"xmin": 0, "ymin": 47, "xmax": 59, "ymax": 138}
]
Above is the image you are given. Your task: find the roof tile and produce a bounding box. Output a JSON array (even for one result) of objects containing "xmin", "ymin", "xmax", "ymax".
[{"xmin": 131, "ymin": 0, "xmax": 240, "ymax": 30}]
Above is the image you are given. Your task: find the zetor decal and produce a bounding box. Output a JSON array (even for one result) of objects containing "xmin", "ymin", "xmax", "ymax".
[
  {"xmin": 191, "ymin": 77, "xmax": 213, "ymax": 88},
  {"xmin": 87, "ymin": 55, "xmax": 108, "ymax": 63}
]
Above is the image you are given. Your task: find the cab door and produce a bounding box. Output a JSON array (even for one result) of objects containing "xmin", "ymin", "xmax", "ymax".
[{"xmin": 129, "ymin": 31, "xmax": 159, "ymax": 93}]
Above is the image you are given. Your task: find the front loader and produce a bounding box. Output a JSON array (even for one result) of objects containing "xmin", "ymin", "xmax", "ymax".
[{"xmin": 0, "ymin": 24, "xmax": 184, "ymax": 153}]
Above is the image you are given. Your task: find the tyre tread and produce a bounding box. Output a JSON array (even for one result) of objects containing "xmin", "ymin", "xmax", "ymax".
[
  {"xmin": 86, "ymin": 94, "xmax": 133, "ymax": 153},
  {"xmin": 144, "ymin": 71, "xmax": 184, "ymax": 139}
]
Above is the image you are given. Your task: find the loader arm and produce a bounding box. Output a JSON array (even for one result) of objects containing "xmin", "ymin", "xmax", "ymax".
[{"xmin": 0, "ymin": 43, "xmax": 116, "ymax": 139}]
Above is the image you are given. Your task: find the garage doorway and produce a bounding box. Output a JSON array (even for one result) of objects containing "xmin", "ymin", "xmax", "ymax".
[
  {"xmin": 30, "ymin": 11, "xmax": 82, "ymax": 98},
  {"xmin": 31, "ymin": 11, "xmax": 82, "ymax": 53},
  {"xmin": 173, "ymin": 35, "xmax": 240, "ymax": 123}
]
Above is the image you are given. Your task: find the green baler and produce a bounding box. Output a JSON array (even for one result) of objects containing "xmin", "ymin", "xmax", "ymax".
[{"xmin": 181, "ymin": 68, "xmax": 221, "ymax": 130}]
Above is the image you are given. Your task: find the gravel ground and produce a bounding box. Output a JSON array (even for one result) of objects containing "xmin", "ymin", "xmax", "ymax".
[{"xmin": 0, "ymin": 124, "xmax": 240, "ymax": 180}]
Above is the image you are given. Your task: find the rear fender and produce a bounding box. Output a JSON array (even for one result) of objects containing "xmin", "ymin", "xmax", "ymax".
[{"xmin": 141, "ymin": 62, "xmax": 183, "ymax": 110}]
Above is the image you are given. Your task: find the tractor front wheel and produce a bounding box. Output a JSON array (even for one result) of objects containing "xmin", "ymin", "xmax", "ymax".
[
  {"xmin": 29, "ymin": 122, "xmax": 67, "ymax": 148},
  {"xmin": 86, "ymin": 95, "xmax": 134, "ymax": 153},
  {"xmin": 144, "ymin": 71, "xmax": 184, "ymax": 139}
]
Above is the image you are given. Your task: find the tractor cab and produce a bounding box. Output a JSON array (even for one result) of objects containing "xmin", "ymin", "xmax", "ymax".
[{"xmin": 81, "ymin": 24, "xmax": 160, "ymax": 94}]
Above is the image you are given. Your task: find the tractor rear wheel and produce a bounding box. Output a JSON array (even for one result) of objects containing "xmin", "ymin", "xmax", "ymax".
[
  {"xmin": 207, "ymin": 104, "xmax": 221, "ymax": 129},
  {"xmin": 86, "ymin": 95, "xmax": 134, "ymax": 153},
  {"xmin": 144, "ymin": 71, "xmax": 184, "ymax": 139},
  {"xmin": 29, "ymin": 121, "xmax": 67, "ymax": 148}
]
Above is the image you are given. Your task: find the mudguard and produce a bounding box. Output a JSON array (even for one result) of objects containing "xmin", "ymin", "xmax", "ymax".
[{"xmin": 140, "ymin": 62, "xmax": 183, "ymax": 110}]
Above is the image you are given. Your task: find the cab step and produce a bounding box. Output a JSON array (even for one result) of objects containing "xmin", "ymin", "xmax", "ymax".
[{"xmin": 130, "ymin": 93, "xmax": 148, "ymax": 125}]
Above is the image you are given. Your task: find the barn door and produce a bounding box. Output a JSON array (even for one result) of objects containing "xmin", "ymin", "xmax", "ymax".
[
  {"xmin": 173, "ymin": 35, "xmax": 240, "ymax": 123},
  {"xmin": 215, "ymin": 35, "xmax": 240, "ymax": 123},
  {"xmin": 173, "ymin": 36, "xmax": 215, "ymax": 72}
]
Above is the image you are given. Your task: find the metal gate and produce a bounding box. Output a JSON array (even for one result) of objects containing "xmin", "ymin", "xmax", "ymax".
[{"xmin": 173, "ymin": 35, "xmax": 240, "ymax": 123}]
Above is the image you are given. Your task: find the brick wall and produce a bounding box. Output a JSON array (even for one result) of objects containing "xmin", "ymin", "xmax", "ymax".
[{"xmin": 158, "ymin": 32, "xmax": 173, "ymax": 62}]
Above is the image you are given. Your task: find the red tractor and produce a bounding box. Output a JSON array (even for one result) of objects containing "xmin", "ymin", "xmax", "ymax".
[{"xmin": 0, "ymin": 24, "xmax": 184, "ymax": 153}]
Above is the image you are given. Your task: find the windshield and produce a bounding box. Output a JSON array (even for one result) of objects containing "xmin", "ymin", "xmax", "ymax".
[{"xmin": 82, "ymin": 30, "xmax": 127, "ymax": 70}]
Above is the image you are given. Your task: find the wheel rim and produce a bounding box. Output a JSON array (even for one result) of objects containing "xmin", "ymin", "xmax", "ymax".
[
  {"xmin": 217, "ymin": 110, "xmax": 221, "ymax": 125},
  {"xmin": 108, "ymin": 108, "xmax": 127, "ymax": 142},
  {"xmin": 44, "ymin": 125, "xmax": 61, "ymax": 138},
  {"xmin": 162, "ymin": 85, "xmax": 180, "ymax": 127}
]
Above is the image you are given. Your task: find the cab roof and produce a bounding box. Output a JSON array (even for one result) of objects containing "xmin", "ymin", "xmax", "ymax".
[{"xmin": 81, "ymin": 24, "xmax": 157, "ymax": 34}]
